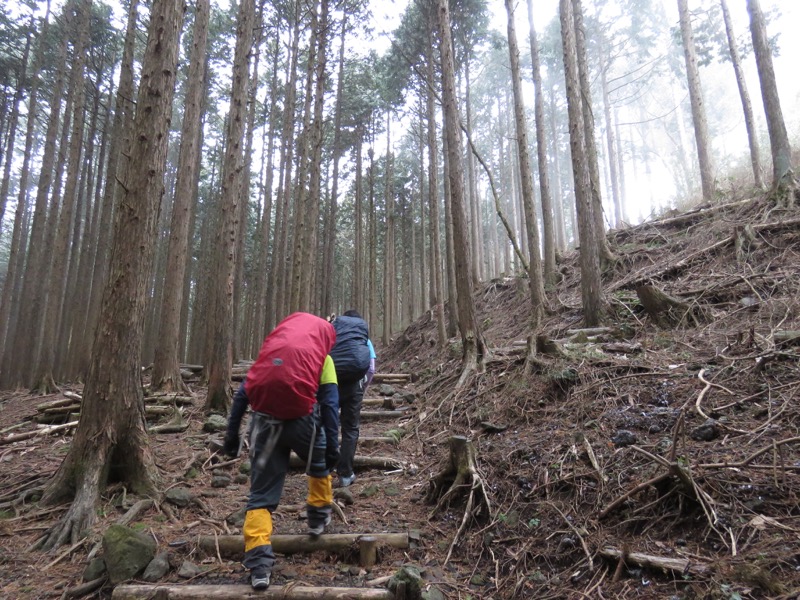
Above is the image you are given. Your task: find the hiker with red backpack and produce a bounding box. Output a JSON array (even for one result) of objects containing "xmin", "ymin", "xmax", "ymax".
[
  {"xmin": 329, "ymin": 309, "xmax": 374, "ymax": 488},
  {"xmin": 223, "ymin": 312, "xmax": 340, "ymax": 590}
]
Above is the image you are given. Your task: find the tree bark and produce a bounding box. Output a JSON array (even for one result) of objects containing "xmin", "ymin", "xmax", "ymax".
[
  {"xmin": 747, "ymin": 0, "xmax": 794, "ymax": 192},
  {"xmin": 719, "ymin": 0, "xmax": 763, "ymax": 189},
  {"xmin": 437, "ymin": 0, "xmax": 486, "ymax": 379},
  {"xmin": 425, "ymin": 27, "xmax": 447, "ymax": 348},
  {"xmin": 677, "ymin": 0, "xmax": 716, "ymax": 201},
  {"xmin": 505, "ymin": 0, "xmax": 547, "ymax": 326},
  {"xmin": 206, "ymin": 0, "xmax": 255, "ymax": 413},
  {"xmin": 526, "ymin": 0, "xmax": 557, "ymax": 282},
  {"xmin": 151, "ymin": 0, "xmax": 209, "ymax": 393},
  {"xmin": 38, "ymin": 0, "xmax": 184, "ymax": 550},
  {"xmin": 560, "ymin": 0, "xmax": 603, "ymax": 327}
]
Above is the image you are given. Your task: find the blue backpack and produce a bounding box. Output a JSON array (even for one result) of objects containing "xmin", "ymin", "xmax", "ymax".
[{"xmin": 330, "ymin": 316, "xmax": 371, "ymax": 384}]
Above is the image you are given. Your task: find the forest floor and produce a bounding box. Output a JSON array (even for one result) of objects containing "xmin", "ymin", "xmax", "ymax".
[{"xmin": 2, "ymin": 189, "xmax": 800, "ymax": 600}]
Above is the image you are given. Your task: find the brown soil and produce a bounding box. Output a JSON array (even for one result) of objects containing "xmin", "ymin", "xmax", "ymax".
[{"xmin": 2, "ymin": 191, "xmax": 800, "ymax": 600}]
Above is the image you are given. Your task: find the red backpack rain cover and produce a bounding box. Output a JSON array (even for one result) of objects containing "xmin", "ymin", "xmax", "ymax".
[{"xmin": 245, "ymin": 312, "xmax": 336, "ymax": 419}]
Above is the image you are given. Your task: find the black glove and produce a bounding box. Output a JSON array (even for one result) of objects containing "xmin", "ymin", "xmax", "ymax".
[
  {"xmin": 223, "ymin": 432, "xmax": 241, "ymax": 458},
  {"xmin": 325, "ymin": 446, "xmax": 340, "ymax": 471}
]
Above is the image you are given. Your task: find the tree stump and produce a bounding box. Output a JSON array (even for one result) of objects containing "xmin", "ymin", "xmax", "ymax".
[{"xmin": 636, "ymin": 284, "xmax": 705, "ymax": 328}]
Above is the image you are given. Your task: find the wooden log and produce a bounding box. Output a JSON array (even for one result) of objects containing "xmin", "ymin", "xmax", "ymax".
[
  {"xmin": 35, "ymin": 397, "xmax": 80, "ymax": 411},
  {"xmin": 148, "ymin": 422, "xmax": 190, "ymax": 434},
  {"xmin": 0, "ymin": 421, "xmax": 78, "ymax": 446},
  {"xmin": 599, "ymin": 547, "xmax": 709, "ymax": 576},
  {"xmin": 40, "ymin": 404, "xmax": 81, "ymax": 416},
  {"xmin": 360, "ymin": 410, "xmax": 408, "ymax": 420},
  {"xmin": 358, "ymin": 436, "xmax": 399, "ymax": 446},
  {"xmin": 359, "ymin": 536, "xmax": 378, "ymax": 568},
  {"xmin": 371, "ymin": 374, "xmax": 410, "ymax": 383},
  {"xmin": 198, "ymin": 532, "xmax": 409, "ymax": 559},
  {"xmin": 289, "ymin": 453, "xmax": 404, "ymax": 470},
  {"xmin": 362, "ymin": 398, "xmax": 397, "ymax": 409},
  {"xmin": 775, "ymin": 330, "xmax": 800, "ymax": 345},
  {"xmin": 145, "ymin": 395, "xmax": 195, "ymax": 406},
  {"xmin": 179, "ymin": 364, "xmax": 205, "ymax": 373},
  {"xmin": 112, "ymin": 584, "xmax": 394, "ymax": 599}
]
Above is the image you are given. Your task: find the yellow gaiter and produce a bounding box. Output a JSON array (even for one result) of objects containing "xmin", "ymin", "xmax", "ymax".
[
  {"xmin": 243, "ymin": 508, "xmax": 273, "ymax": 552},
  {"xmin": 307, "ymin": 474, "xmax": 333, "ymax": 507}
]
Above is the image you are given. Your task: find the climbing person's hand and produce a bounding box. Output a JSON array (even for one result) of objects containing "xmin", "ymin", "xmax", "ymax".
[
  {"xmin": 223, "ymin": 432, "xmax": 241, "ymax": 458},
  {"xmin": 325, "ymin": 445, "xmax": 340, "ymax": 471}
]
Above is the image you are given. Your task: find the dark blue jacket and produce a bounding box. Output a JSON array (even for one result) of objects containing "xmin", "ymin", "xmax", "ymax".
[{"xmin": 330, "ymin": 316, "xmax": 371, "ymax": 383}]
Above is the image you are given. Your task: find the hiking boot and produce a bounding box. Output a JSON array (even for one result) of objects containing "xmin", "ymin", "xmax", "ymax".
[
  {"xmin": 336, "ymin": 473, "xmax": 356, "ymax": 488},
  {"xmin": 308, "ymin": 513, "xmax": 332, "ymax": 537},
  {"xmin": 251, "ymin": 568, "xmax": 270, "ymax": 590}
]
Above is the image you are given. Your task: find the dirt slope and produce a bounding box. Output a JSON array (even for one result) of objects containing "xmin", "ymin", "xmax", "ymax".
[{"xmin": 1, "ymin": 192, "xmax": 799, "ymax": 600}]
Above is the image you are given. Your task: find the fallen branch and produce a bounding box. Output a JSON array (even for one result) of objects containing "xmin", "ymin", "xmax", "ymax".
[
  {"xmin": 599, "ymin": 547, "xmax": 709, "ymax": 576},
  {"xmin": 0, "ymin": 421, "xmax": 78, "ymax": 446},
  {"xmin": 198, "ymin": 532, "xmax": 409, "ymax": 559},
  {"xmin": 111, "ymin": 584, "xmax": 394, "ymax": 599}
]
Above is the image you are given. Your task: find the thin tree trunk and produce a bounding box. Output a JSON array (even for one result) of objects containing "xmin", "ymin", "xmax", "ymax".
[
  {"xmin": 206, "ymin": 0, "xmax": 254, "ymax": 412},
  {"xmin": 561, "ymin": 0, "xmax": 602, "ymax": 326},
  {"xmin": 719, "ymin": 0, "xmax": 763, "ymax": 189},
  {"xmin": 39, "ymin": 0, "xmax": 183, "ymax": 550},
  {"xmin": 505, "ymin": 0, "xmax": 547, "ymax": 325},
  {"xmin": 437, "ymin": 0, "xmax": 486, "ymax": 376},
  {"xmin": 573, "ymin": 0, "xmax": 615, "ymax": 261},
  {"xmin": 677, "ymin": 0, "xmax": 716, "ymax": 200},
  {"xmin": 747, "ymin": 0, "xmax": 793, "ymax": 191},
  {"xmin": 426, "ymin": 28, "xmax": 446, "ymax": 347},
  {"xmin": 151, "ymin": 0, "xmax": 209, "ymax": 393},
  {"xmin": 526, "ymin": 0, "xmax": 557, "ymax": 283}
]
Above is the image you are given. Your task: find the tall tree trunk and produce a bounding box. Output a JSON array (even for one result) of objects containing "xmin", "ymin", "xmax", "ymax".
[
  {"xmin": 0, "ymin": 9, "xmax": 41, "ymax": 359},
  {"xmin": 560, "ymin": 0, "xmax": 602, "ymax": 327},
  {"xmin": 34, "ymin": 0, "xmax": 91, "ymax": 393},
  {"xmin": 599, "ymin": 63, "xmax": 623, "ymax": 227},
  {"xmin": 353, "ymin": 129, "xmax": 364, "ymax": 312},
  {"xmin": 300, "ymin": 0, "xmax": 329, "ymax": 311},
  {"xmin": 39, "ymin": 0, "xmax": 184, "ymax": 550},
  {"xmin": 426, "ymin": 27, "xmax": 446, "ymax": 347},
  {"xmin": 270, "ymin": 7, "xmax": 301, "ymax": 328},
  {"xmin": 437, "ymin": 0, "xmax": 486, "ymax": 379},
  {"xmin": 747, "ymin": 0, "xmax": 793, "ymax": 192},
  {"xmin": 322, "ymin": 13, "xmax": 347, "ymax": 314},
  {"xmin": 5, "ymin": 4, "xmax": 69, "ymax": 388},
  {"xmin": 252, "ymin": 39, "xmax": 280, "ymax": 351},
  {"xmin": 0, "ymin": 25, "xmax": 31, "ymax": 231},
  {"xmin": 719, "ymin": 0, "xmax": 763, "ymax": 189},
  {"xmin": 84, "ymin": 0, "xmax": 140, "ymax": 374},
  {"xmin": 383, "ymin": 114, "xmax": 395, "ymax": 344},
  {"xmin": 525, "ymin": 0, "xmax": 557, "ymax": 283},
  {"xmin": 573, "ymin": 0, "xmax": 615, "ymax": 262},
  {"xmin": 505, "ymin": 0, "xmax": 547, "ymax": 326},
  {"xmin": 677, "ymin": 0, "xmax": 716, "ymax": 201},
  {"xmin": 151, "ymin": 0, "xmax": 209, "ymax": 393},
  {"xmin": 206, "ymin": 0, "xmax": 254, "ymax": 413}
]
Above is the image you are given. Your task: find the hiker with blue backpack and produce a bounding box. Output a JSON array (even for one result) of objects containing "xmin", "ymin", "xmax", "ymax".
[
  {"xmin": 329, "ymin": 309, "xmax": 375, "ymax": 488},
  {"xmin": 222, "ymin": 312, "xmax": 340, "ymax": 590}
]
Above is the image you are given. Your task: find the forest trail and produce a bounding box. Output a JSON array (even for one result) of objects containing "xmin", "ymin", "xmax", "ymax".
[{"xmin": 0, "ymin": 371, "xmax": 437, "ymax": 600}]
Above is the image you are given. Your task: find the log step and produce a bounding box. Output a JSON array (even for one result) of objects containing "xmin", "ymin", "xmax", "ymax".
[
  {"xmin": 358, "ymin": 436, "xmax": 399, "ymax": 446},
  {"xmin": 198, "ymin": 532, "xmax": 409, "ymax": 559},
  {"xmin": 360, "ymin": 410, "xmax": 408, "ymax": 420},
  {"xmin": 371, "ymin": 373, "xmax": 411, "ymax": 384},
  {"xmin": 362, "ymin": 398, "xmax": 398, "ymax": 409},
  {"xmin": 288, "ymin": 453, "xmax": 404, "ymax": 471},
  {"xmin": 112, "ymin": 584, "xmax": 394, "ymax": 599}
]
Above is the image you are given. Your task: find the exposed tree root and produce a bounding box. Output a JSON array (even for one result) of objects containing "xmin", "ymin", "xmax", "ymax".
[
  {"xmin": 427, "ymin": 436, "xmax": 491, "ymax": 565},
  {"xmin": 37, "ymin": 477, "xmax": 101, "ymax": 552}
]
